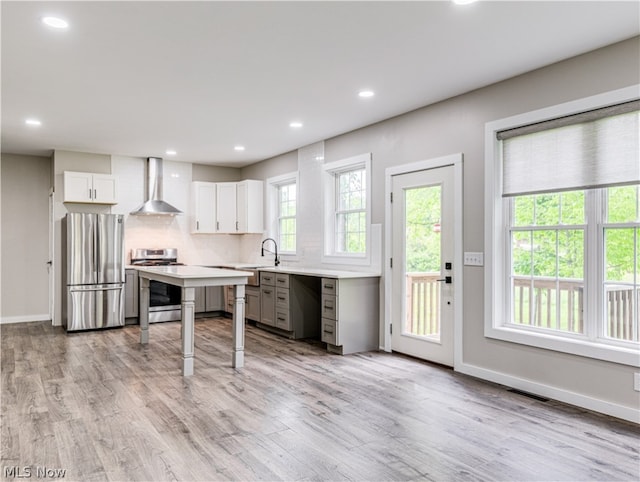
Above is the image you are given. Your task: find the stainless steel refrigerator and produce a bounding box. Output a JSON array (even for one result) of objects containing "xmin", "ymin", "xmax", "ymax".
[{"xmin": 62, "ymin": 213, "xmax": 125, "ymax": 331}]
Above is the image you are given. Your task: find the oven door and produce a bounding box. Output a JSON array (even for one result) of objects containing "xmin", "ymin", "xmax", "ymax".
[{"xmin": 149, "ymin": 280, "xmax": 182, "ymax": 322}]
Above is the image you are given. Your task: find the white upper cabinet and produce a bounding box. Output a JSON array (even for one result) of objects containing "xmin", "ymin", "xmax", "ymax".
[
  {"xmin": 191, "ymin": 179, "xmax": 263, "ymax": 234},
  {"xmin": 216, "ymin": 182, "xmax": 238, "ymax": 233},
  {"xmin": 64, "ymin": 171, "xmax": 117, "ymax": 204},
  {"xmin": 191, "ymin": 182, "xmax": 217, "ymax": 233},
  {"xmin": 237, "ymin": 180, "xmax": 263, "ymax": 233}
]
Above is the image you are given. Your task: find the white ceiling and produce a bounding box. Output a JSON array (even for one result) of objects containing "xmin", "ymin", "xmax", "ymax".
[{"xmin": 2, "ymin": 1, "xmax": 638, "ymax": 167}]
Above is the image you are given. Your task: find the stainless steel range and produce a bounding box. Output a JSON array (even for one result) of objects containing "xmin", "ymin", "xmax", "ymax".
[{"xmin": 131, "ymin": 248, "xmax": 183, "ymax": 323}]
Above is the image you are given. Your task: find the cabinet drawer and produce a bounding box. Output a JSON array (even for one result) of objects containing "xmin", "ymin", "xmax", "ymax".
[
  {"xmin": 321, "ymin": 294, "xmax": 337, "ymax": 320},
  {"xmin": 260, "ymin": 272, "xmax": 275, "ymax": 286},
  {"xmin": 321, "ymin": 318, "xmax": 339, "ymax": 345},
  {"xmin": 275, "ymin": 288, "xmax": 289, "ymax": 309},
  {"xmin": 275, "ymin": 273, "xmax": 289, "ymax": 288},
  {"xmin": 321, "ymin": 278, "xmax": 338, "ymax": 295},
  {"xmin": 275, "ymin": 310, "xmax": 291, "ymax": 331}
]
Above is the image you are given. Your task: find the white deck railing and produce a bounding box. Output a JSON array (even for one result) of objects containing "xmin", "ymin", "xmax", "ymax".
[{"xmin": 405, "ymin": 273, "xmax": 639, "ymax": 342}]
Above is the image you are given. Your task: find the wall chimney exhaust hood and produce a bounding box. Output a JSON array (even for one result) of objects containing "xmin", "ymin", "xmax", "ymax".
[{"xmin": 130, "ymin": 157, "xmax": 182, "ymax": 215}]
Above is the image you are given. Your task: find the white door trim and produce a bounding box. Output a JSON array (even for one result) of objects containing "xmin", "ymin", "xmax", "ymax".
[{"xmin": 384, "ymin": 153, "xmax": 464, "ymax": 369}]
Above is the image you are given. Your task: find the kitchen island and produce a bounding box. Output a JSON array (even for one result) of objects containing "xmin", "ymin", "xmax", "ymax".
[{"xmin": 135, "ymin": 266, "xmax": 251, "ymax": 376}]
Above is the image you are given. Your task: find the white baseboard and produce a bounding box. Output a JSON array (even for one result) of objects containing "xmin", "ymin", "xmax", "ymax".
[
  {"xmin": 457, "ymin": 362, "xmax": 639, "ymax": 424},
  {"xmin": 0, "ymin": 314, "xmax": 50, "ymax": 324}
]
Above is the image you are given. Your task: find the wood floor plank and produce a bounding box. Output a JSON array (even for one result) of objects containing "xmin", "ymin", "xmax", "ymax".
[{"xmin": 1, "ymin": 318, "xmax": 638, "ymax": 482}]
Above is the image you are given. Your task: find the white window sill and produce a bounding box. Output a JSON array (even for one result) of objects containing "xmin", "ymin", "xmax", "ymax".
[{"xmin": 486, "ymin": 324, "xmax": 640, "ymax": 367}]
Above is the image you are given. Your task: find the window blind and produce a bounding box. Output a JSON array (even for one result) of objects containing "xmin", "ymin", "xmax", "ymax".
[{"xmin": 500, "ymin": 101, "xmax": 640, "ymax": 197}]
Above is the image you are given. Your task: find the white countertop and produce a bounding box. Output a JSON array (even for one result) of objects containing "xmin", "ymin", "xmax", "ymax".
[
  {"xmin": 215, "ymin": 262, "xmax": 273, "ymax": 270},
  {"xmin": 259, "ymin": 266, "xmax": 380, "ymax": 279}
]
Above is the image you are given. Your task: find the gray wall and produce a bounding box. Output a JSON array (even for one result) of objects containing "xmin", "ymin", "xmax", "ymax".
[
  {"xmin": 239, "ymin": 37, "xmax": 640, "ymax": 416},
  {"xmin": 1, "ymin": 154, "xmax": 52, "ymax": 321}
]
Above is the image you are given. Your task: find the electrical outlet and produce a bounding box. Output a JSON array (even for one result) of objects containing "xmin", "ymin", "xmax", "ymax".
[
  {"xmin": 634, "ymin": 373, "xmax": 640, "ymax": 392},
  {"xmin": 464, "ymin": 252, "xmax": 484, "ymax": 266}
]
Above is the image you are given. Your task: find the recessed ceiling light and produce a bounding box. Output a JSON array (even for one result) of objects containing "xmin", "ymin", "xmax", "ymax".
[
  {"xmin": 452, "ymin": 0, "xmax": 478, "ymax": 5},
  {"xmin": 315, "ymin": 156, "xmax": 324, "ymax": 161},
  {"xmin": 25, "ymin": 119, "xmax": 42, "ymax": 126},
  {"xmin": 358, "ymin": 90, "xmax": 375, "ymax": 98},
  {"xmin": 289, "ymin": 121, "xmax": 303, "ymax": 128},
  {"xmin": 165, "ymin": 150, "xmax": 177, "ymax": 156},
  {"xmin": 42, "ymin": 16, "xmax": 69, "ymax": 29},
  {"xmin": 234, "ymin": 146, "xmax": 245, "ymax": 151}
]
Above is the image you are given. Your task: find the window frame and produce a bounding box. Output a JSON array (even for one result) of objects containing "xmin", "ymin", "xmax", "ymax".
[
  {"xmin": 484, "ymin": 85, "xmax": 639, "ymax": 367},
  {"xmin": 322, "ymin": 153, "xmax": 372, "ymax": 265},
  {"xmin": 266, "ymin": 171, "xmax": 299, "ymax": 258}
]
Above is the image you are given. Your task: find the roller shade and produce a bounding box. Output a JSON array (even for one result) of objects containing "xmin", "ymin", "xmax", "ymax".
[{"xmin": 500, "ymin": 101, "xmax": 639, "ymax": 197}]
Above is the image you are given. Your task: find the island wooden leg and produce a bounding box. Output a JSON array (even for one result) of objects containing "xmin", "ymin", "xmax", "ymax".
[
  {"xmin": 139, "ymin": 277, "xmax": 150, "ymax": 344},
  {"xmin": 232, "ymin": 284, "xmax": 245, "ymax": 368},
  {"xmin": 181, "ymin": 287, "xmax": 196, "ymax": 376}
]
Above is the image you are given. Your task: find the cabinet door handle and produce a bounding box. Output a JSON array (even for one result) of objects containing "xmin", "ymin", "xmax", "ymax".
[
  {"xmin": 216, "ymin": 221, "xmax": 220, "ymax": 231},
  {"xmin": 236, "ymin": 221, "xmax": 239, "ymax": 231},
  {"xmin": 196, "ymin": 221, "xmax": 200, "ymax": 230},
  {"xmin": 277, "ymin": 296, "xmax": 286, "ymax": 301},
  {"xmin": 324, "ymin": 284, "xmax": 334, "ymax": 289},
  {"xmin": 263, "ymin": 289, "xmax": 272, "ymax": 295},
  {"xmin": 94, "ymin": 189, "xmax": 97, "ymax": 199},
  {"xmin": 89, "ymin": 188, "xmax": 93, "ymax": 199}
]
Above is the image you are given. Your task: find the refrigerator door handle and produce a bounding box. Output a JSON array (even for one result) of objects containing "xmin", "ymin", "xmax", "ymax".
[{"xmin": 70, "ymin": 285, "xmax": 124, "ymax": 292}]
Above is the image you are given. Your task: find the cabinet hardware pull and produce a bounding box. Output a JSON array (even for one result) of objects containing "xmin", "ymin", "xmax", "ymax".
[
  {"xmin": 277, "ymin": 279, "xmax": 286, "ymax": 283},
  {"xmin": 89, "ymin": 188, "xmax": 93, "ymax": 199},
  {"xmin": 196, "ymin": 221, "xmax": 200, "ymax": 230},
  {"xmin": 263, "ymin": 289, "xmax": 272, "ymax": 294},
  {"xmin": 94, "ymin": 189, "xmax": 97, "ymax": 199},
  {"xmin": 324, "ymin": 284, "xmax": 333, "ymax": 289},
  {"xmin": 216, "ymin": 221, "xmax": 219, "ymax": 230},
  {"xmin": 277, "ymin": 317, "xmax": 285, "ymax": 322},
  {"xmin": 277, "ymin": 296, "xmax": 285, "ymax": 301},
  {"xmin": 324, "ymin": 329, "xmax": 334, "ymax": 334}
]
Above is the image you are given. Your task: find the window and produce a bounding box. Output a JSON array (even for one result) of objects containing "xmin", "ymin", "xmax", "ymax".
[
  {"xmin": 266, "ymin": 172, "xmax": 298, "ymax": 256},
  {"xmin": 485, "ymin": 87, "xmax": 639, "ymax": 366},
  {"xmin": 323, "ymin": 153, "xmax": 371, "ymax": 264},
  {"xmin": 335, "ymin": 168, "xmax": 366, "ymax": 254},
  {"xmin": 278, "ymin": 181, "xmax": 297, "ymax": 253}
]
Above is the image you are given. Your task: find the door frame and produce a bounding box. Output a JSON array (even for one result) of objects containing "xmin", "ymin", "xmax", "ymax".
[{"xmin": 383, "ymin": 153, "xmax": 463, "ymax": 369}]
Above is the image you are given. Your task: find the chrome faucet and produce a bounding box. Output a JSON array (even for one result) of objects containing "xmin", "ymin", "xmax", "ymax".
[{"xmin": 261, "ymin": 238, "xmax": 280, "ymax": 266}]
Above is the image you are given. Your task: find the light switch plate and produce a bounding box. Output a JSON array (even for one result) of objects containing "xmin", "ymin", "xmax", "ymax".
[{"xmin": 464, "ymin": 252, "xmax": 484, "ymax": 266}]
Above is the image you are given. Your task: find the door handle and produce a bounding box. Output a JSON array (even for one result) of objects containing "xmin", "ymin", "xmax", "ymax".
[{"xmin": 437, "ymin": 276, "xmax": 452, "ymax": 284}]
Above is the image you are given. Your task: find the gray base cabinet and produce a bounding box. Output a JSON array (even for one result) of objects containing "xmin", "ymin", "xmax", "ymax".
[
  {"xmin": 225, "ymin": 285, "xmax": 260, "ymax": 322},
  {"xmin": 321, "ymin": 277, "xmax": 380, "ymax": 355},
  {"xmin": 195, "ymin": 286, "xmax": 224, "ymax": 316},
  {"xmin": 124, "ymin": 269, "xmax": 139, "ymax": 324},
  {"xmin": 259, "ymin": 272, "xmax": 320, "ymax": 339}
]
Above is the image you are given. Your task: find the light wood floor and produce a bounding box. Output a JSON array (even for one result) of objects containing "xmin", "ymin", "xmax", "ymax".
[{"xmin": 1, "ymin": 318, "xmax": 638, "ymax": 481}]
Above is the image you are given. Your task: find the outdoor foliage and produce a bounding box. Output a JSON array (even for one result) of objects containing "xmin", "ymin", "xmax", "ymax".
[{"xmin": 405, "ymin": 185, "xmax": 441, "ymax": 272}]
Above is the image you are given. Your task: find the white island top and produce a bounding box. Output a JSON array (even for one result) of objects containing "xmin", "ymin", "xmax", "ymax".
[{"xmin": 135, "ymin": 265, "xmax": 253, "ymax": 283}]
